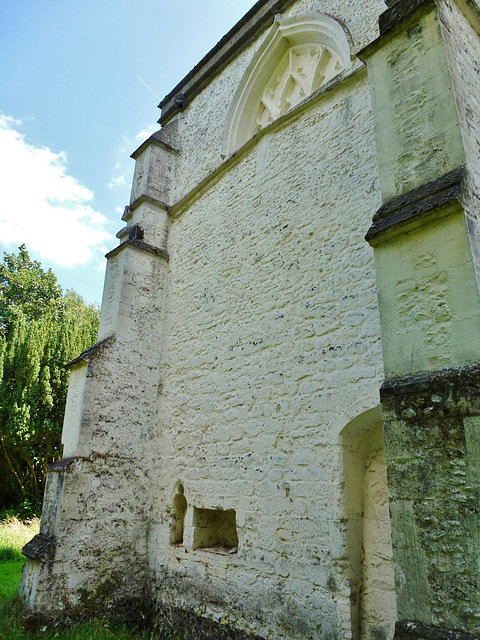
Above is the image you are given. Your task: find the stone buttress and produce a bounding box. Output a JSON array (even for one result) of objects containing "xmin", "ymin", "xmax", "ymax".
[
  {"xmin": 19, "ymin": 129, "xmax": 178, "ymax": 620},
  {"xmin": 361, "ymin": 0, "xmax": 480, "ymax": 638}
]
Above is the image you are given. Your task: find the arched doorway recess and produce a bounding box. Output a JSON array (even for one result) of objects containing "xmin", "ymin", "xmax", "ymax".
[{"xmin": 341, "ymin": 407, "xmax": 397, "ymax": 640}]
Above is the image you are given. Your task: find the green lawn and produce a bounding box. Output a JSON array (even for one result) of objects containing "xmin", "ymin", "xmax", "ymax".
[{"xmin": 0, "ymin": 517, "xmax": 158, "ymax": 640}]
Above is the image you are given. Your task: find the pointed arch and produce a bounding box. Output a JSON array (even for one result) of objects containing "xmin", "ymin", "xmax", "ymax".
[{"xmin": 223, "ymin": 14, "xmax": 351, "ymax": 155}]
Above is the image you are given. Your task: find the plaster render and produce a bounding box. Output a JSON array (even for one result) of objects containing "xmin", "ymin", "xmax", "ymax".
[
  {"xmin": 146, "ymin": 69, "xmax": 385, "ymax": 639},
  {"xmin": 21, "ymin": 1, "xmax": 480, "ymax": 639}
]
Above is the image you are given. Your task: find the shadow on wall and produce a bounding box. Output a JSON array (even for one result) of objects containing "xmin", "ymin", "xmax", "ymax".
[
  {"xmin": 170, "ymin": 483, "xmax": 238, "ymax": 555},
  {"xmin": 341, "ymin": 407, "xmax": 397, "ymax": 640}
]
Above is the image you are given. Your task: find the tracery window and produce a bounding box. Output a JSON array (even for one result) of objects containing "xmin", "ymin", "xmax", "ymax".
[
  {"xmin": 223, "ymin": 14, "xmax": 351, "ymax": 155},
  {"xmin": 253, "ymin": 44, "xmax": 344, "ymax": 134}
]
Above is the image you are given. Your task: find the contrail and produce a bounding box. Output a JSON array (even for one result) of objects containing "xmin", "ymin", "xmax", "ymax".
[{"xmin": 135, "ymin": 74, "xmax": 160, "ymax": 101}]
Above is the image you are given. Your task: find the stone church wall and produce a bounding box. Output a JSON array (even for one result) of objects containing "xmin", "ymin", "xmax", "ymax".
[
  {"xmin": 145, "ymin": 1, "xmax": 391, "ymax": 637},
  {"xmin": 19, "ymin": 0, "xmax": 480, "ymax": 638},
  {"xmin": 170, "ymin": 0, "xmax": 386, "ymax": 203},
  {"xmin": 440, "ymin": 0, "xmax": 480, "ymax": 286}
]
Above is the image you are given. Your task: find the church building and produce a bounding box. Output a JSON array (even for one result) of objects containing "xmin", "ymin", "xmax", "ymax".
[{"xmin": 20, "ymin": 0, "xmax": 480, "ymax": 638}]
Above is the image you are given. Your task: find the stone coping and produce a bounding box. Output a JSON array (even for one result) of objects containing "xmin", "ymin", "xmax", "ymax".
[
  {"xmin": 47, "ymin": 457, "xmax": 76, "ymax": 472},
  {"xmin": 380, "ymin": 360, "xmax": 480, "ymax": 398},
  {"xmin": 358, "ymin": 0, "xmax": 435, "ymax": 59},
  {"xmin": 67, "ymin": 336, "xmax": 116, "ymax": 368},
  {"xmin": 395, "ymin": 620, "xmax": 479, "ymax": 640},
  {"xmin": 366, "ymin": 167, "xmax": 466, "ymax": 244},
  {"xmin": 379, "ymin": 0, "xmax": 435, "ymax": 36},
  {"xmin": 105, "ymin": 239, "xmax": 169, "ymax": 262},
  {"xmin": 22, "ymin": 534, "xmax": 55, "ymax": 561},
  {"xmin": 158, "ymin": 0, "xmax": 303, "ymax": 126},
  {"xmin": 130, "ymin": 131, "xmax": 178, "ymax": 160}
]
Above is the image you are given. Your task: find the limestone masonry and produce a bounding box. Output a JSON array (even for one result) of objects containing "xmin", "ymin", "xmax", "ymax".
[{"xmin": 20, "ymin": 1, "xmax": 480, "ymax": 638}]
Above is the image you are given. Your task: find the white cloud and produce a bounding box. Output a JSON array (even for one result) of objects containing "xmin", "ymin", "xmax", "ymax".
[
  {"xmin": 0, "ymin": 114, "xmax": 114, "ymax": 267},
  {"xmin": 108, "ymin": 124, "xmax": 159, "ymax": 192},
  {"xmin": 136, "ymin": 124, "xmax": 158, "ymax": 141}
]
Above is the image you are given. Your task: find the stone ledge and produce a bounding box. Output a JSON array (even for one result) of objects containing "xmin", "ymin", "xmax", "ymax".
[
  {"xmin": 47, "ymin": 457, "xmax": 76, "ymax": 472},
  {"xmin": 22, "ymin": 534, "xmax": 56, "ymax": 562},
  {"xmin": 379, "ymin": 0, "xmax": 435, "ymax": 36},
  {"xmin": 67, "ymin": 336, "xmax": 116, "ymax": 368},
  {"xmin": 359, "ymin": 0, "xmax": 436, "ymax": 59},
  {"xmin": 116, "ymin": 225, "xmax": 129, "ymax": 240},
  {"xmin": 128, "ymin": 194, "xmax": 170, "ymax": 214},
  {"xmin": 122, "ymin": 195, "xmax": 170, "ymax": 224},
  {"xmin": 105, "ymin": 239, "xmax": 169, "ymax": 262},
  {"xmin": 130, "ymin": 131, "xmax": 178, "ymax": 160},
  {"xmin": 395, "ymin": 620, "xmax": 479, "ymax": 639},
  {"xmin": 366, "ymin": 167, "xmax": 466, "ymax": 243},
  {"xmin": 380, "ymin": 360, "xmax": 480, "ymax": 399}
]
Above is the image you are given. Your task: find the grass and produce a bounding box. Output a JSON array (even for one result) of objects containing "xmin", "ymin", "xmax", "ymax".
[
  {"xmin": 0, "ymin": 516, "xmax": 40, "ymax": 563},
  {"xmin": 0, "ymin": 516, "xmax": 164, "ymax": 640}
]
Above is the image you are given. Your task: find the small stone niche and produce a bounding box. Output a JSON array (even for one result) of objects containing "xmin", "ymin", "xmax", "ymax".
[
  {"xmin": 170, "ymin": 484, "xmax": 187, "ymax": 545},
  {"xmin": 192, "ymin": 507, "xmax": 238, "ymax": 553}
]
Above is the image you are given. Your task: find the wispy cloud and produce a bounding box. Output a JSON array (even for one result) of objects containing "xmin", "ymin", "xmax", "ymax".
[
  {"xmin": 0, "ymin": 114, "xmax": 114, "ymax": 267},
  {"xmin": 135, "ymin": 74, "xmax": 160, "ymax": 101},
  {"xmin": 108, "ymin": 124, "xmax": 159, "ymax": 193}
]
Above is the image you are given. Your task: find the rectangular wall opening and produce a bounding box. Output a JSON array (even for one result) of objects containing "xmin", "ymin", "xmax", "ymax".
[{"xmin": 192, "ymin": 507, "xmax": 238, "ymax": 553}]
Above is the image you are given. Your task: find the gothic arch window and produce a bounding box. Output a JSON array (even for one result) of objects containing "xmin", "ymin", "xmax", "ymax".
[{"xmin": 223, "ymin": 14, "xmax": 351, "ymax": 155}]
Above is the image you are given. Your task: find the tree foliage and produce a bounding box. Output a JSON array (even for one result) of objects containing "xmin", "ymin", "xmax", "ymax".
[
  {"xmin": 0, "ymin": 244, "xmax": 62, "ymax": 335},
  {"xmin": 0, "ymin": 246, "xmax": 100, "ymax": 512}
]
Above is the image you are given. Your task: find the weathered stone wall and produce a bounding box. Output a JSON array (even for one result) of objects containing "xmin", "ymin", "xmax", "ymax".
[
  {"xmin": 361, "ymin": 424, "xmax": 397, "ymax": 640},
  {"xmin": 21, "ymin": 243, "xmax": 169, "ymax": 618},
  {"xmin": 439, "ymin": 0, "xmax": 480, "ymax": 288},
  {"xmin": 146, "ymin": 1, "xmax": 390, "ymax": 630},
  {"xmin": 381, "ymin": 365, "xmax": 480, "ymax": 636},
  {"xmin": 170, "ymin": 0, "xmax": 387, "ymax": 203},
  {"xmin": 24, "ymin": 0, "xmax": 480, "ymax": 638},
  {"xmin": 373, "ymin": 207, "xmax": 480, "ymax": 378},
  {"xmin": 363, "ymin": 2, "xmax": 465, "ymax": 204},
  {"xmin": 362, "ymin": 1, "xmax": 480, "ymax": 637}
]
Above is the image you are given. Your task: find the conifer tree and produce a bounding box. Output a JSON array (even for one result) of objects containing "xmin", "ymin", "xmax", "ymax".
[{"xmin": 0, "ymin": 246, "xmax": 100, "ymax": 512}]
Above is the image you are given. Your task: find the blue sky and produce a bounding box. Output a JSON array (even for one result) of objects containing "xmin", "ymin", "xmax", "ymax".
[{"xmin": 0, "ymin": 0, "xmax": 255, "ymax": 304}]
